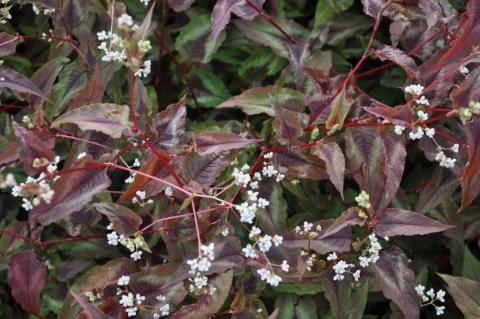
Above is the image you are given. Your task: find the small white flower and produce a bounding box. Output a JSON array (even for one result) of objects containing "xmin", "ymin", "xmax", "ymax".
[
  {"xmin": 405, "ymin": 84, "xmax": 424, "ymax": 95},
  {"xmin": 327, "ymin": 252, "xmax": 338, "ymax": 261},
  {"xmin": 451, "ymin": 144, "xmax": 459, "ymax": 153},
  {"xmin": 221, "ymin": 228, "xmax": 230, "ymax": 236},
  {"xmin": 394, "ymin": 125, "xmax": 405, "ymax": 135},
  {"xmin": 164, "ymin": 186, "xmax": 173, "ymax": 197},
  {"xmin": 416, "ymin": 96, "xmax": 430, "ymax": 106},
  {"xmin": 272, "ymin": 235, "xmax": 283, "ymax": 247},
  {"xmin": 130, "ymin": 250, "xmax": 143, "ymax": 261},
  {"xmin": 107, "ymin": 232, "xmax": 119, "ymax": 245},
  {"xmin": 281, "ymin": 260, "xmax": 290, "ymax": 272},
  {"xmin": 408, "ymin": 127, "xmax": 424, "ymax": 140},
  {"xmin": 352, "ymin": 269, "xmax": 361, "ymax": 281},
  {"xmin": 117, "ymin": 275, "xmax": 130, "ymax": 286},
  {"xmin": 126, "ymin": 307, "xmax": 138, "ymax": 317},
  {"xmin": 258, "ymin": 235, "xmax": 273, "ymax": 252},
  {"xmin": 132, "ymin": 158, "xmax": 141, "ymax": 167},
  {"xmin": 135, "ymin": 293, "xmax": 145, "ymax": 304},
  {"xmin": 355, "ymin": 191, "xmax": 371, "ymax": 209},
  {"xmin": 77, "ymin": 152, "xmax": 87, "ymax": 160},
  {"xmin": 435, "ymin": 305, "xmax": 445, "ymax": 316},
  {"xmin": 425, "ymin": 128, "xmax": 435, "ymax": 138},
  {"xmin": 22, "ymin": 198, "xmax": 33, "ymax": 211},
  {"xmin": 135, "ymin": 190, "xmax": 146, "ymax": 200},
  {"xmin": 459, "ymin": 65, "xmax": 469, "ymax": 76},
  {"xmin": 242, "ymin": 244, "xmax": 258, "ymax": 259},
  {"xmin": 417, "ymin": 110, "xmax": 429, "ymax": 121},
  {"xmin": 249, "ymin": 226, "xmax": 261, "ymax": 239},
  {"xmin": 263, "ymin": 152, "xmax": 273, "ymax": 159}
]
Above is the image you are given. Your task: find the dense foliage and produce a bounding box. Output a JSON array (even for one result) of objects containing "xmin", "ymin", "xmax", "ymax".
[{"xmin": 1, "ymin": 0, "xmax": 480, "ymax": 318}]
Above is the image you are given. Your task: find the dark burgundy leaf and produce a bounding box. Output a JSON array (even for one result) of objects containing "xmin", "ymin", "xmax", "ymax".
[
  {"xmin": 378, "ymin": 129, "xmax": 406, "ymax": 208},
  {"xmin": 57, "ymin": 260, "xmax": 93, "ymax": 282},
  {"xmin": 232, "ymin": 0, "xmax": 264, "ymax": 20},
  {"xmin": 274, "ymin": 151, "xmax": 328, "ymax": 180},
  {"xmin": 153, "ymin": 97, "xmax": 186, "ymax": 150},
  {"xmin": 12, "ymin": 120, "xmax": 55, "ymax": 175},
  {"xmin": 93, "ymin": 203, "xmax": 142, "ymax": 236},
  {"xmin": 79, "ymin": 258, "xmax": 136, "ymax": 294},
  {"xmin": 451, "ymin": 67, "xmax": 480, "ymax": 108},
  {"xmin": 361, "ymin": 0, "xmax": 389, "ymax": 17},
  {"xmin": 372, "ymin": 247, "xmax": 419, "ymax": 319},
  {"xmin": 345, "ymin": 127, "xmax": 385, "ymax": 206},
  {"xmin": 311, "ymin": 142, "xmax": 345, "ymax": 197},
  {"xmin": 416, "ymin": 167, "xmax": 459, "ymax": 214},
  {"xmin": 0, "ymin": 67, "xmax": 46, "ymax": 99},
  {"xmin": 0, "ymin": 142, "xmax": 19, "ymax": 168},
  {"xmin": 460, "ymin": 118, "xmax": 480, "ymax": 211},
  {"xmin": 439, "ymin": 274, "xmax": 480, "ymax": 318},
  {"xmin": 69, "ymin": 64, "xmax": 106, "ymax": 110},
  {"xmin": 363, "ymin": 104, "xmax": 413, "ymax": 126},
  {"xmin": 374, "ymin": 45, "xmax": 418, "ymax": 79},
  {"xmin": 211, "ymin": 0, "xmax": 246, "ymax": 41},
  {"xmin": 192, "ymin": 131, "xmax": 258, "ymax": 156},
  {"xmin": 183, "ymin": 152, "xmax": 231, "ymax": 188},
  {"xmin": 272, "ymin": 102, "xmax": 305, "ymax": 146},
  {"xmin": 29, "ymin": 157, "xmax": 111, "ymax": 227},
  {"xmin": 171, "ymin": 270, "xmax": 233, "ymax": 319},
  {"xmin": 375, "ymin": 208, "xmax": 453, "ymax": 237},
  {"xmin": 319, "ymin": 207, "xmax": 364, "ymax": 239},
  {"xmin": 71, "ymin": 292, "xmax": 113, "ymax": 319},
  {"xmin": 7, "ymin": 250, "xmax": 47, "ymax": 314},
  {"xmin": 0, "ymin": 32, "xmax": 19, "ymax": 57},
  {"xmin": 30, "ymin": 57, "xmax": 66, "ymax": 109}
]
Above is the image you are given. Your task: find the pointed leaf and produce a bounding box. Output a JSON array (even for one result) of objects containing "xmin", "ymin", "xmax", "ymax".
[
  {"xmin": 372, "ymin": 247, "xmax": 419, "ymax": 319},
  {"xmin": 439, "ymin": 274, "xmax": 480, "ymax": 318},
  {"xmin": 0, "ymin": 32, "xmax": 19, "ymax": 57},
  {"xmin": 217, "ymin": 86, "xmax": 304, "ymax": 116},
  {"xmin": 374, "ymin": 45, "xmax": 418, "ymax": 79},
  {"xmin": 153, "ymin": 97, "xmax": 186, "ymax": 150},
  {"xmin": 71, "ymin": 292, "xmax": 112, "ymax": 319},
  {"xmin": 51, "ymin": 103, "xmax": 130, "ymax": 138},
  {"xmin": 416, "ymin": 167, "xmax": 459, "ymax": 214},
  {"xmin": 460, "ymin": 118, "xmax": 480, "ymax": 211},
  {"xmin": 30, "ymin": 57, "xmax": 67, "ymax": 108},
  {"xmin": 0, "ymin": 67, "xmax": 46, "ymax": 99},
  {"xmin": 29, "ymin": 157, "xmax": 111, "ymax": 227},
  {"xmin": 183, "ymin": 152, "xmax": 232, "ymax": 187},
  {"xmin": 192, "ymin": 131, "xmax": 258, "ymax": 156},
  {"xmin": 311, "ymin": 142, "xmax": 345, "ymax": 197},
  {"xmin": 463, "ymin": 247, "xmax": 480, "ymax": 282},
  {"xmin": 363, "ymin": 104, "xmax": 413, "ymax": 126},
  {"xmin": 211, "ymin": 0, "xmax": 245, "ymax": 41},
  {"xmin": 378, "ymin": 129, "xmax": 406, "ymax": 208},
  {"xmin": 325, "ymin": 87, "xmax": 354, "ymax": 132},
  {"xmin": 93, "ymin": 203, "xmax": 142, "ymax": 236},
  {"xmin": 375, "ymin": 208, "xmax": 453, "ymax": 237},
  {"xmin": 171, "ymin": 270, "xmax": 233, "ymax": 319},
  {"xmin": 7, "ymin": 250, "xmax": 46, "ymax": 314},
  {"xmin": 361, "ymin": 0, "xmax": 389, "ymax": 17}
]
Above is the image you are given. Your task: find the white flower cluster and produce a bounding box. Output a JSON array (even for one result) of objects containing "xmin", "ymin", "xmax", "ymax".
[
  {"xmin": 295, "ymin": 221, "xmax": 322, "ymax": 239},
  {"xmin": 10, "ymin": 157, "xmax": 60, "ymax": 211},
  {"xmin": 187, "ymin": 243, "xmax": 217, "ymax": 295},
  {"xmin": 97, "ymin": 31, "xmax": 127, "ymax": 63},
  {"xmin": 257, "ymin": 268, "xmax": 282, "ymax": 286},
  {"xmin": 132, "ymin": 190, "xmax": 153, "ymax": 205},
  {"xmin": 134, "ymin": 60, "xmax": 152, "ymax": 78},
  {"xmin": 301, "ymin": 250, "xmax": 317, "ymax": 271},
  {"xmin": 358, "ymin": 233, "xmax": 384, "ymax": 268},
  {"xmin": 434, "ymin": 149, "xmax": 457, "ymax": 169},
  {"xmin": 242, "ymin": 226, "xmax": 283, "ymax": 260},
  {"xmin": 405, "ymin": 84, "xmax": 424, "ymax": 96},
  {"xmin": 416, "ymin": 285, "xmax": 446, "ymax": 316},
  {"xmin": 115, "ymin": 275, "xmax": 146, "ymax": 317},
  {"xmin": 106, "ymin": 224, "xmax": 147, "ymax": 261},
  {"xmin": 153, "ymin": 295, "xmax": 170, "ymax": 317},
  {"xmin": 355, "ymin": 191, "xmax": 371, "ymax": 209},
  {"xmin": 327, "ymin": 252, "xmax": 361, "ymax": 281}
]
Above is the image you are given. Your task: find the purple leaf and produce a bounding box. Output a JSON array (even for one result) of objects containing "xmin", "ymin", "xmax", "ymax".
[
  {"xmin": 345, "ymin": 127, "xmax": 385, "ymax": 206},
  {"xmin": 372, "ymin": 247, "xmax": 419, "ymax": 319},
  {"xmin": 378, "ymin": 129, "xmax": 406, "ymax": 208},
  {"xmin": 319, "ymin": 207, "xmax": 364, "ymax": 239},
  {"xmin": 29, "ymin": 157, "xmax": 111, "ymax": 227},
  {"xmin": 211, "ymin": 0, "xmax": 246, "ymax": 41},
  {"xmin": 0, "ymin": 67, "xmax": 46, "ymax": 99},
  {"xmin": 232, "ymin": 0, "xmax": 264, "ymax": 20},
  {"xmin": 192, "ymin": 131, "xmax": 258, "ymax": 156},
  {"xmin": 12, "ymin": 120, "xmax": 55, "ymax": 175},
  {"xmin": 460, "ymin": 118, "xmax": 480, "ymax": 211},
  {"xmin": 30, "ymin": 57, "xmax": 67, "ymax": 109},
  {"xmin": 7, "ymin": 250, "xmax": 47, "ymax": 314},
  {"xmin": 375, "ymin": 208, "xmax": 453, "ymax": 237},
  {"xmin": 71, "ymin": 292, "xmax": 113, "ymax": 319},
  {"xmin": 374, "ymin": 45, "xmax": 418, "ymax": 79},
  {"xmin": 51, "ymin": 103, "xmax": 131, "ymax": 139},
  {"xmin": 439, "ymin": 274, "xmax": 480, "ymax": 318},
  {"xmin": 183, "ymin": 152, "xmax": 232, "ymax": 188},
  {"xmin": 274, "ymin": 150, "xmax": 328, "ymax": 180},
  {"xmin": 0, "ymin": 142, "xmax": 19, "ymax": 168},
  {"xmin": 93, "ymin": 203, "xmax": 142, "ymax": 236},
  {"xmin": 361, "ymin": 0, "xmax": 389, "ymax": 17},
  {"xmin": 272, "ymin": 102, "xmax": 305, "ymax": 146},
  {"xmin": 152, "ymin": 97, "xmax": 187, "ymax": 150},
  {"xmin": 363, "ymin": 104, "xmax": 413, "ymax": 126},
  {"xmin": 311, "ymin": 142, "xmax": 345, "ymax": 197},
  {"xmin": 416, "ymin": 167, "xmax": 459, "ymax": 214},
  {"xmin": 171, "ymin": 270, "xmax": 233, "ymax": 319},
  {"xmin": 0, "ymin": 33, "xmax": 19, "ymax": 57}
]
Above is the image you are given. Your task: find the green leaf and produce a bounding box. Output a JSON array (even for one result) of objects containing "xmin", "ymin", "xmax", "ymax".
[
  {"xmin": 326, "ymin": 87, "xmax": 353, "ymax": 132},
  {"xmin": 274, "ymin": 283, "xmax": 324, "ymax": 295},
  {"xmin": 176, "ymin": 14, "xmax": 226, "ymax": 64},
  {"xmin": 463, "ymin": 247, "xmax": 480, "ymax": 281}
]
